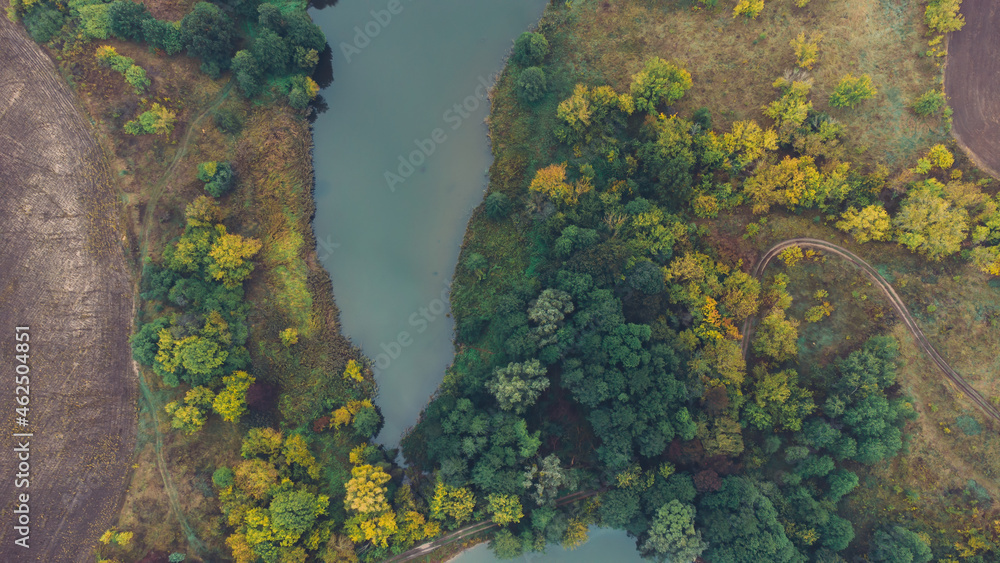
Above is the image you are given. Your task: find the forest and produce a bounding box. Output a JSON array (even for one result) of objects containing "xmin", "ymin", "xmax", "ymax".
[{"xmin": 9, "ymin": 0, "xmax": 999, "ymax": 560}]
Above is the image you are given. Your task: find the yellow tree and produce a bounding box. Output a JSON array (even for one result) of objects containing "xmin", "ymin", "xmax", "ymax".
[
  {"xmin": 528, "ymin": 163, "xmax": 591, "ymax": 205},
  {"xmin": 486, "ymin": 494, "xmax": 523, "ymax": 527},
  {"xmin": 185, "ymin": 196, "xmax": 223, "ymax": 227},
  {"xmin": 241, "ymin": 427, "xmax": 284, "ymax": 460},
  {"xmin": 743, "ymin": 156, "xmax": 821, "ymax": 213},
  {"xmin": 283, "ymin": 434, "xmax": 321, "ymax": 480},
  {"xmin": 894, "ymin": 185, "xmax": 968, "ymax": 260},
  {"xmin": 165, "ymin": 386, "xmax": 215, "ymax": 434},
  {"xmin": 234, "ymin": 459, "xmax": 280, "ymax": 500},
  {"xmin": 207, "ymin": 225, "xmax": 263, "ymax": 288},
  {"xmin": 344, "ymin": 464, "xmax": 391, "ymax": 514},
  {"xmin": 429, "ymin": 482, "xmax": 477, "ymax": 529},
  {"xmin": 835, "ymin": 205, "xmax": 892, "ymax": 243},
  {"xmin": 721, "ymin": 120, "xmax": 778, "ymax": 171},
  {"xmin": 342, "ymin": 359, "xmax": 364, "ymax": 383},
  {"xmin": 562, "ymin": 518, "xmax": 589, "ymax": 549},
  {"xmin": 790, "ymin": 32, "xmax": 823, "ymax": 69},
  {"xmin": 213, "ymin": 370, "xmax": 255, "ymax": 423},
  {"xmin": 734, "ymin": 0, "xmax": 765, "ymax": 19}
]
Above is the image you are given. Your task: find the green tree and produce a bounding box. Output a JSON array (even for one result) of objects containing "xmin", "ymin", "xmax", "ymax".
[
  {"xmin": 516, "ymin": 67, "xmax": 547, "ymax": 103},
  {"xmin": 486, "ymin": 359, "xmax": 549, "ymax": 413},
  {"xmin": 269, "ymin": 490, "xmax": 329, "ymax": 546},
  {"xmin": 869, "ymin": 525, "xmax": 932, "ymax": 562},
  {"xmin": 251, "ymin": 29, "xmax": 291, "ymax": 75},
  {"xmin": 641, "ymin": 500, "xmax": 708, "ymax": 562},
  {"xmin": 231, "ymin": 50, "xmax": 263, "ymax": 98},
  {"xmin": 180, "ymin": 2, "xmax": 236, "ymax": 74},
  {"xmin": 77, "ymin": 3, "xmax": 112, "ymax": 40},
  {"xmin": 107, "ymin": 0, "xmax": 152, "ymax": 42},
  {"xmin": 829, "ymin": 74, "xmax": 877, "ymax": 108},
  {"xmin": 630, "ymin": 57, "xmax": 693, "ymax": 113},
  {"xmin": 512, "ymin": 31, "xmax": 549, "ymax": 66},
  {"xmin": 698, "ymin": 477, "xmax": 801, "ymax": 563},
  {"xmin": 124, "ymin": 65, "xmax": 150, "ymax": 94},
  {"xmin": 826, "ymin": 469, "xmax": 858, "ymax": 502}
]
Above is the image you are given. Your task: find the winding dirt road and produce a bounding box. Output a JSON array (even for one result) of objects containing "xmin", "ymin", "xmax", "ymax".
[
  {"xmin": 0, "ymin": 18, "xmax": 136, "ymax": 562},
  {"xmin": 741, "ymin": 239, "xmax": 1000, "ymax": 423},
  {"xmin": 945, "ymin": 0, "xmax": 1000, "ymax": 177}
]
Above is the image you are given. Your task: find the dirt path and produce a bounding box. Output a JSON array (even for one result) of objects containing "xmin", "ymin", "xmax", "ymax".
[
  {"xmin": 741, "ymin": 238, "xmax": 1000, "ymax": 422},
  {"xmin": 137, "ymin": 80, "xmax": 233, "ymax": 260},
  {"xmin": 944, "ymin": 0, "xmax": 1000, "ymax": 177},
  {"xmin": 0, "ymin": 18, "xmax": 136, "ymax": 562},
  {"xmin": 384, "ymin": 490, "xmax": 600, "ymax": 563}
]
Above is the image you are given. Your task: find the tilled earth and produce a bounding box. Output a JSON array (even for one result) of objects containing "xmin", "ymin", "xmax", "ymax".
[
  {"xmin": 0, "ymin": 18, "xmax": 136, "ymax": 562},
  {"xmin": 945, "ymin": 0, "xmax": 1000, "ymax": 177}
]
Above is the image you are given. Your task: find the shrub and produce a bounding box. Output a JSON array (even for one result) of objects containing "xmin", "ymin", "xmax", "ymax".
[
  {"xmin": 829, "ymin": 74, "xmax": 877, "ymax": 108},
  {"xmin": 512, "ymin": 31, "xmax": 549, "ymax": 66},
  {"xmin": 733, "ymin": 0, "xmax": 765, "ymax": 19},
  {"xmin": 124, "ymin": 103, "xmax": 176, "ymax": 135},
  {"xmin": 213, "ymin": 106, "xmax": 244, "ymax": 134},
  {"xmin": 198, "ymin": 161, "xmax": 235, "ymax": 197},
  {"xmin": 516, "ymin": 67, "xmax": 547, "ymax": 103},
  {"xmin": 790, "ymin": 32, "xmax": 823, "ymax": 69},
  {"xmin": 485, "ymin": 192, "xmax": 513, "ymax": 220},
  {"xmin": 124, "ymin": 65, "xmax": 150, "ymax": 94},
  {"xmin": 212, "ymin": 467, "xmax": 234, "ymax": 488},
  {"xmin": 911, "ymin": 89, "xmax": 946, "ymax": 116}
]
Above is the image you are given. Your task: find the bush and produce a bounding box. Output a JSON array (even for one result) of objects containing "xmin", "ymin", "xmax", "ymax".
[
  {"xmin": 911, "ymin": 89, "xmax": 946, "ymax": 116},
  {"xmin": 143, "ymin": 18, "xmax": 184, "ymax": 55},
  {"xmin": 213, "ymin": 106, "xmax": 244, "ymax": 134},
  {"xmin": 211, "ymin": 467, "xmax": 234, "ymax": 488},
  {"xmin": 516, "ymin": 67, "xmax": 547, "ymax": 103},
  {"xmin": 198, "ymin": 161, "xmax": 235, "ymax": 197},
  {"xmin": 829, "ymin": 74, "xmax": 877, "ymax": 108},
  {"xmin": 512, "ymin": 31, "xmax": 549, "ymax": 66},
  {"xmin": 485, "ymin": 192, "xmax": 513, "ymax": 220}
]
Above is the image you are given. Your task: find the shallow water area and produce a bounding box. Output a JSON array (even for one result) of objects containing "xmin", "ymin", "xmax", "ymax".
[{"xmin": 452, "ymin": 527, "xmax": 645, "ymax": 563}]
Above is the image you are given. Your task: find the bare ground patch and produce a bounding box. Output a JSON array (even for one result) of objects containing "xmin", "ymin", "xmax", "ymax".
[
  {"xmin": 0, "ymin": 18, "xmax": 136, "ymax": 563},
  {"xmin": 945, "ymin": 0, "xmax": 1000, "ymax": 178}
]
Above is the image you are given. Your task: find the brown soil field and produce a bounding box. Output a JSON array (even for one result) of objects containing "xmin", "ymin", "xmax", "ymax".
[
  {"xmin": 945, "ymin": 0, "xmax": 1000, "ymax": 177},
  {"xmin": 0, "ymin": 18, "xmax": 137, "ymax": 562}
]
